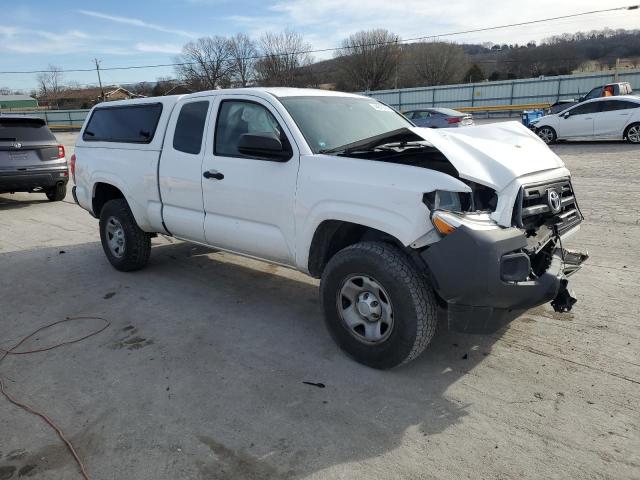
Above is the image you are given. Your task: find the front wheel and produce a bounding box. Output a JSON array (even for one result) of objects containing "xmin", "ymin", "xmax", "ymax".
[
  {"xmin": 536, "ymin": 126, "xmax": 557, "ymax": 144},
  {"xmin": 625, "ymin": 123, "xmax": 640, "ymax": 144},
  {"xmin": 99, "ymin": 199, "xmax": 151, "ymax": 272},
  {"xmin": 320, "ymin": 241, "xmax": 438, "ymax": 369}
]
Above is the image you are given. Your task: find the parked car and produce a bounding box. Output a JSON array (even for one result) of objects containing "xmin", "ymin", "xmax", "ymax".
[
  {"xmin": 403, "ymin": 108, "xmax": 474, "ymax": 128},
  {"xmin": 0, "ymin": 116, "xmax": 68, "ymax": 201},
  {"xmin": 531, "ymin": 95, "xmax": 640, "ymax": 144},
  {"xmin": 72, "ymin": 88, "xmax": 586, "ymax": 369}
]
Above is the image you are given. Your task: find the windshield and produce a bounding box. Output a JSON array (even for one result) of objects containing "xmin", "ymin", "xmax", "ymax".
[{"xmin": 279, "ymin": 96, "xmax": 412, "ymax": 153}]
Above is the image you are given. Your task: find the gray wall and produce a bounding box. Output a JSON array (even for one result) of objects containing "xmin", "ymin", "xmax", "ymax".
[
  {"xmin": 362, "ymin": 69, "xmax": 640, "ymax": 112},
  {"xmin": 6, "ymin": 109, "xmax": 89, "ymax": 128}
]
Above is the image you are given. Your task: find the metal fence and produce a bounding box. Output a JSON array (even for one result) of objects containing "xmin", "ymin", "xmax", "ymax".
[
  {"xmin": 362, "ymin": 69, "xmax": 640, "ymax": 114},
  {"xmin": 1, "ymin": 109, "xmax": 89, "ymax": 129}
]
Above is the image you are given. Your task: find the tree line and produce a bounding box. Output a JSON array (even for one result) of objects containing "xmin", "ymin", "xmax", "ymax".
[
  {"xmin": 4, "ymin": 27, "xmax": 638, "ymax": 100},
  {"xmin": 168, "ymin": 27, "xmax": 640, "ymax": 92}
]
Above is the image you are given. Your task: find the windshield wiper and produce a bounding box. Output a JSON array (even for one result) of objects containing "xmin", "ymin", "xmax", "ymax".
[{"xmin": 319, "ymin": 128, "xmax": 420, "ymax": 155}]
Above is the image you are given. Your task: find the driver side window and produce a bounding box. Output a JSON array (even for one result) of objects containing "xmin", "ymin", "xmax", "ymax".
[
  {"xmin": 214, "ymin": 100, "xmax": 289, "ymax": 158},
  {"xmin": 569, "ymin": 102, "xmax": 601, "ymax": 116}
]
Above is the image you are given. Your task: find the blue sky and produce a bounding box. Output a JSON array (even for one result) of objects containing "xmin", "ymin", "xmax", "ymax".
[{"xmin": 1, "ymin": 0, "xmax": 638, "ymax": 92}]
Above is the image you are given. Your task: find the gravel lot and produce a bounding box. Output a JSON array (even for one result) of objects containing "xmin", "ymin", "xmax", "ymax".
[{"xmin": 0, "ymin": 131, "xmax": 638, "ymax": 480}]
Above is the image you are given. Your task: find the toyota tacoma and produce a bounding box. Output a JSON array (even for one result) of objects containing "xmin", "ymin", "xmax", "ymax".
[{"xmin": 72, "ymin": 88, "xmax": 587, "ymax": 369}]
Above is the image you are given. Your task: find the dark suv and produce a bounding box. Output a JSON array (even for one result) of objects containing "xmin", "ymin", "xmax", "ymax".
[{"xmin": 0, "ymin": 116, "xmax": 68, "ymax": 201}]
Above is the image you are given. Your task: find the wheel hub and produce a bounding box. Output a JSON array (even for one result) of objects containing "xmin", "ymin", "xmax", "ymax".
[
  {"xmin": 337, "ymin": 275, "xmax": 394, "ymax": 344},
  {"xmin": 356, "ymin": 291, "xmax": 382, "ymax": 322},
  {"xmin": 105, "ymin": 216, "xmax": 126, "ymax": 258}
]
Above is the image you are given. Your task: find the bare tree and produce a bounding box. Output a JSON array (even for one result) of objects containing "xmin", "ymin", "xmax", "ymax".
[
  {"xmin": 175, "ymin": 36, "xmax": 233, "ymax": 91},
  {"xmin": 36, "ymin": 64, "xmax": 64, "ymax": 97},
  {"xmin": 152, "ymin": 76, "xmax": 181, "ymax": 96},
  {"xmin": 255, "ymin": 30, "xmax": 313, "ymax": 87},
  {"xmin": 408, "ymin": 42, "xmax": 468, "ymax": 86},
  {"xmin": 228, "ymin": 33, "xmax": 258, "ymax": 87},
  {"xmin": 334, "ymin": 29, "xmax": 401, "ymax": 91}
]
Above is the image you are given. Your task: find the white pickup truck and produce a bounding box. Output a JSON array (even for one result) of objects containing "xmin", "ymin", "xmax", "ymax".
[{"xmin": 72, "ymin": 88, "xmax": 587, "ymax": 368}]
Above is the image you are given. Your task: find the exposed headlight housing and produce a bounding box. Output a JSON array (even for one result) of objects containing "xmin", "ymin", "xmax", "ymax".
[{"xmin": 423, "ymin": 189, "xmax": 501, "ymax": 236}]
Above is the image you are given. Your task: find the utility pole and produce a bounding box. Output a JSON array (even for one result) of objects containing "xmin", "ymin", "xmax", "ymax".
[{"xmin": 94, "ymin": 59, "xmax": 105, "ymax": 101}]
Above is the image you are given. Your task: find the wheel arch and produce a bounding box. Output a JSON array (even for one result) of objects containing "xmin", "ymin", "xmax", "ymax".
[
  {"xmin": 92, "ymin": 182, "xmax": 125, "ymax": 218},
  {"xmin": 88, "ymin": 177, "xmax": 158, "ymax": 232},
  {"xmin": 307, "ymin": 220, "xmax": 407, "ymax": 278}
]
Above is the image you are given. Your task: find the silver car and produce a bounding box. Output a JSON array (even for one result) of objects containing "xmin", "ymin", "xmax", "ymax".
[{"xmin": 404, "ymin": 108, "xmax": 474, "ymax": 128}]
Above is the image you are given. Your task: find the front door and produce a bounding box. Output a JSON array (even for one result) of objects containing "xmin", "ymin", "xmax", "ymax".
[
  {"xmin": 201, "ymin": 95, "xmax": 299, "ymax": 266},
  {"xmin": 557, "ymin": 101, "xmax": 601, "ymax": 139}
]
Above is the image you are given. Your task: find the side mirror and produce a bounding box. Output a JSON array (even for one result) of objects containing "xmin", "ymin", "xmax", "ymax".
[
  {"xmin": 237, "ymin": 133, "xmax": 290, "ymax": 161},
  {"xmin": 562, "ymin": 111, "xmax": 571, "ymax": 119}
]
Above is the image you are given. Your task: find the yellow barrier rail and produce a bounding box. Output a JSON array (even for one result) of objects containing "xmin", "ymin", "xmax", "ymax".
[
  {"xmin": 48, "ymin": 124, "xmax": 82, "ymax": 131},
  {"xmin": 457, "ymin": 103, "xmax": 551, "ymax": 113}
]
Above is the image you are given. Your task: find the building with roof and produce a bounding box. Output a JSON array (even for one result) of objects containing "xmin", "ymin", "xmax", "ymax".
[
  {"xmin": 0, "ymin": 94, "xmax": 38, "ymax": 110},
  {"xmin": 38, "ymin": 86, "xmax": 144, "ymax": 109}
]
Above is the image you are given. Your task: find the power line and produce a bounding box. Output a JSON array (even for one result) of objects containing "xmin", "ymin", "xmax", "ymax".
[{"xmin": 0, "ymin": 4, "xmax": 637, "ymax": 75}]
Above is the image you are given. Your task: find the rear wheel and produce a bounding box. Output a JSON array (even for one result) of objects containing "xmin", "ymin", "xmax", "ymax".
[
  {"xmin": 45, "ymin": 183, "xmax": 67, "ymax": 201},
  {"xmin": 99, "ymin": 199, "xmax": 151, "ymax": 271},
  {"xmin": 536, "ymin": 126, "xmax": 557, "ymax": 144},
  {"xmin": 320, "ymin": 241, "xmax": 438, "ymax": 369},
  {"xmin": 625, "ymin": 123, "xmax": 640, "ymax": 144}
]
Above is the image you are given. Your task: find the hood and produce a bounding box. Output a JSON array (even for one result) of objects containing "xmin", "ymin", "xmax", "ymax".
[{"xmin": 411, "ymin": 121, "xmax": 565, "ymax": 191}]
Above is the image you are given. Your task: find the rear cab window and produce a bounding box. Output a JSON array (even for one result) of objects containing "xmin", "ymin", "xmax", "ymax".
[
  {"xmin": 83, "ymin": 103, "xmax": 163, "ymax": 143},
  {"xmin": 0, "ymin": 118, "xmax": 56, "ymax": 143}
]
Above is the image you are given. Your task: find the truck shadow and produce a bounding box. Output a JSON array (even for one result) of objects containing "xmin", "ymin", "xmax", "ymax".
[{"xmin": 0, "ymin": 240, "xmax": 506, "ymax": 479}]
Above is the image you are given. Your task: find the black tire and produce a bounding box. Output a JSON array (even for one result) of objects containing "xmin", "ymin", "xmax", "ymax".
[
  {"xmin": 45, "ymin": 183, "xmax": 67, "ymax": 201},
  {"xmin": 624, "ymin": 123, "xmax": 640, "ymax": 144},
  {"xmin": 536, "ymin": 126, "xmax": 557, "ymax": 144},
  {"xmin": 320, "ymin": 241, "xmax": 438, "ymax": 369},
  {"xmin": 99, "ymin": 199, "xmax": 151, "ymax": 272}
]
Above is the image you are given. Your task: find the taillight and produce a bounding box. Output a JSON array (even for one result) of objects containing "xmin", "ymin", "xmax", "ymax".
[
  {"xmin": 58, "ymin": 145, "xmax": 65, "ymax": 158},
  {"xmin": 447, "ymin": 117, "xmax": 462, "ymax": 124},
  {"xmin": 70, "ymin": 153, "xmax": 76, "ymax": 183}
]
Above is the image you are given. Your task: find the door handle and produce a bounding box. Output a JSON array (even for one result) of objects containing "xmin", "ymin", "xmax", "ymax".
[{"xmin": 203, "ymin": 170, "xmax": 224, "ymax": 180}]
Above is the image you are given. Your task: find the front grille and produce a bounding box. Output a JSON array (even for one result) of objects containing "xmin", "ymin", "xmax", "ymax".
[{"xmin": 513, "ymin": 178, "xmax": 583, "ymax": 237}]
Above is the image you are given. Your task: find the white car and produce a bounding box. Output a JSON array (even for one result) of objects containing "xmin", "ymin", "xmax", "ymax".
[
  {"xmin": 72, "ymin": 88, "xmax": 587, "ymax": 368},
  {"xmin": 532, "ymin": 95, "xmax": 640, "ymax": 144}
]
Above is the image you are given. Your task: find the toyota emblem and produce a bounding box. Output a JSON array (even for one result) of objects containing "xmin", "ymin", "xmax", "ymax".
[
  {"xmin": 547, "ymin": 189, "xmax": 562, "ymax": 214},
  {"xmin": 13, "ymin": 142, "xmax": 22, "ymax": 149}
]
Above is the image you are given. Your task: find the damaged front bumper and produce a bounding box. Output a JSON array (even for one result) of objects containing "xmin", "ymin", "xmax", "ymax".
[{"xmin": 420, "ymin": 225, "xmax": 588, "ymax": 334}]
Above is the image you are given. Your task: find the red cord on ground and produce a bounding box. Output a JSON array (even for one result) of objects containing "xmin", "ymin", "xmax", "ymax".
[{"xmin": 0, "ymin": 316, "xmax": 110, "ymax": 480}]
